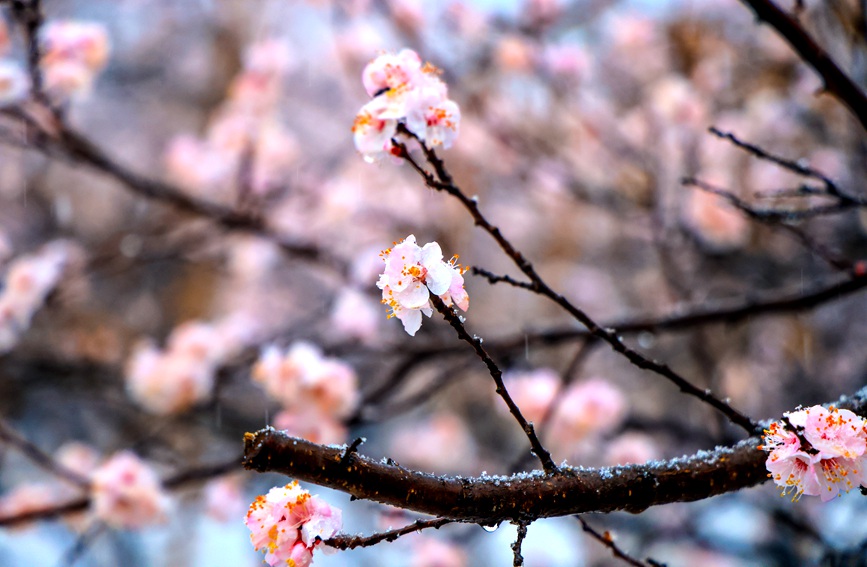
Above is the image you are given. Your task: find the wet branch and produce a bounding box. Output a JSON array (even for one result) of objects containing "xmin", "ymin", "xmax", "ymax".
[
  {"xmin": 326, "ymin": 517, "xmax": 456, "ymax": 550},
  {"xmin": 394, "ymin": 133, "xmax": 757, "ymax": 435},
  {"xmin": 430, "ymin": 295, "xmax": 558, "ymax": 475},
  {"xmin": 735, "ymin": 0, "xmax": 867, "ymax": 131}
]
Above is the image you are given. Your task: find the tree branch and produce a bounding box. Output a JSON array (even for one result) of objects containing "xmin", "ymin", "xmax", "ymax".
[{"xmin": 736, "ymin": 0, "xmax": 867, "ymax": 131}]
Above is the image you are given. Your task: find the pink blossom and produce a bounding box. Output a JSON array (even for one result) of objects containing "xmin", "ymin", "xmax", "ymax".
[
  {"xmin": 203, "ymin": 475, "xmax": 246, "ymax": 523},
  {"xmin": 501, "ymin": 368, "xmax": 560, "ymax": 425},
  {"xmin": 603, "ymin": 433, "xmax": 659, "ymax": 466},
  {"xmin": 0, "ymin": 61, "xmax": 29, "ymax": 105},
  {"xmin": 762, "ymin": 406, "xmax": 867, "ymax": 500},
  {"xmin": 125, "ymin": 340, "xmax": 214, "ymax": 415},
  {"xmin": 802, "ymin": 406, "xmax": 867, "ymax": 460},
  {"xmin": 246, "ymin": 482, "xmax": 342, "ymax": 567},
  {"xmin": 91, "ymin": 451, "xmax": 169, "ymax": 529},
  {"xmin": 377, "ymin": 235, "xmax": 469, "ymax": 336},
  {"xmin": 390, "ymin": 413, "xmax": 477, "ymax": 474},
  {"xmin": 252, "ymin": 341, "xmax": 359, "ymax": 419},
  {"xmin": 125, "ymin": 318, "xmax": 254, "ymax": 415},
  {"xmin": 0, "ymin": 240, "xmax": 82, "ymax": 354},
  {"xmin": 330, "ymin": 288, "xmax": 380, "ymax": 343},
  {"xmin": 354, "ymin": 49, "xmax": 460, "ymax": 160},
  {"xmin": 40, "ymin": 21, "xmax": 110, "ymax": 98},
  {"xmin": 410, "ymin": 537, "xmax": 467, "ymax": 567},
  {"xmin": 683, "ymin": 187, "xmax": 749, "ymax": 252},
  {"xmin": 362, "ymin": 49, "xmax": 423, "ymax": 98},
  {"xmin": 550, "ymin": 378, "xmax": 627, "ymax": 443},
  {"xmin": 273, "ymin": 409, "xmax": 348, "ymax": 445}
]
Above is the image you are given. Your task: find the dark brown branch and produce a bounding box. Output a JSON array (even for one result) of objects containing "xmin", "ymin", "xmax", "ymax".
[
  {"xmin": 0, "ymin": 455, "xmax": 241, "ymax": 528},
  {"xmin": 244, "ymin": 387, "xmax": 867, "ymax": 523},
  {"xmin": 708, "ymin": 128, "xmax": 850, "ymax": 200},
  {"xmin": 243, "ymin": 427, "xmax": 767, "ymax": 523},
  {"xmin": 430, "ymin": 295, "xmax": 558, "ymax": 475},
  {"xmin": 576, "ymin": 516, "xmax": 652, "ymax": 567},
  {"xmin": 511, "ymin": 522, "xmax": 528, "ymax": 567},
  {"xmin": 0, "ymin": 417, "xmax": 90, "ymax": 488},
  {"xmin": 1, "ymin": 108, "xmax": 346, "ymax": 274},
  {"xmin": 326, "ymin": 517, "xmax": 455, "ymax": 550},
  {"xmin": 10, "ymin": 0, "xmax": 49, "ymax": 106},
  {"xmin": 735, "ymin": 0, "xmax": 867, "ymax": 131},
  {"xmin": 471, "ymin": 266, "xmax": 536, "ymax": 290},
  {"xmin": 394, "ymin": 134, "xmax": 757, "ymax": 435},
  {"xmin": 683, "ymin": 177, "xmax": 853, "ymax": 271}
]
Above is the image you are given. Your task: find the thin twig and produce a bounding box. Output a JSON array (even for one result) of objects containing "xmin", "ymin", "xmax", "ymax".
[
  {"xmin": 429, "ymin": 295, "xmax": 558, "ymax": 474},
  {"xmin": 576, "ymin": 516, "xmax": 655, "ymax": 567},
  {"xmin": 708, "ymin": 128, "xmax": 849, "ymax": 199},
  {"xmin": 471, "ymin": 266, "xmax": 536, "ymax": 291},
  {"xmin": 325, "ymin": 517, "xmax": 455, "ymax": 550},
  {"xmin": 394, "ymin": 133, "xmax": 757, "ymax": 435},
  {"xmin": 683, "ymin": 177, "xmax": 853, "ymax": 272},
  {"xmin": 511, "ymin": 522, "xmax": 528, "ymax": 567},
  {"xmin": 0, "ymin": 417, "xmax": 91, "ymax": 488}
]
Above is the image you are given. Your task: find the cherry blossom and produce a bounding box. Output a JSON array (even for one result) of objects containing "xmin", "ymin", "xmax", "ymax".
[
  {"xmin": 251, "ymin": 341, "xmax": 358, "ymax": 420},
  {"xmin": 245, "ymin": 481, "xmax": 342, "ymax": 567},
  {"xmin": 762, "ymin": 405, "xmax": 867, "ymax": 501},
  {"xmin": 377, "ymin": 235, "xmax": 468, "ymax": 336},
  {"xmin": 40, "ymin": 21, "xmax": 110, "ymax": 98},
  {"xmin": 125, "ymin": 318, "xmax": 255, "ymax": 415},
  {"xmin": 91, "ymin": 451, "xmax": 169, "ymax": 529},
  {"xmin": 0, "ymin": 240, "xmax": 83, "ymax": 354},
  {"xmin": 353, "ymin": 49, "xmax": 460, "ymax": 160},
  {"xmin": 0, "ymin": 61, "xmax": 28, "ymax": 105}
]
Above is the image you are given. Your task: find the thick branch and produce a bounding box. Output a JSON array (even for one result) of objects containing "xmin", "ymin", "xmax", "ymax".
[
  {"xmin": 244, "ymin": 430, "xmax": 765, "ymax": 523},
  {"xmin": 736, "ymin": 0, "xmax": 867, "ymax": 131},
  {"xmin": 243, "ymin": 389, "xmax": 867, "ymax": 523}
]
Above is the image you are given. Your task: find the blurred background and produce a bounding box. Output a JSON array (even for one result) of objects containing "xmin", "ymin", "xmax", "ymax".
[{"xmin": 1, "ymin": 0, "xmax": 867, "ymax": 565}]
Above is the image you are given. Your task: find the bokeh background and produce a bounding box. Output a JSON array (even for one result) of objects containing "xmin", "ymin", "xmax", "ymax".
[{"xmin": 1, "ymin": 0, "xmax": 867, "ymax": 565}]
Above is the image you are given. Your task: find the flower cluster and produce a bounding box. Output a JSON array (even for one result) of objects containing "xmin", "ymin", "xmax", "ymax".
[
  {"xmin": 251, "ymin": 341, "xmax": 358, "ymax": 444},
  {"xmin": 352, "ymin": 49, "xmax": 460, "ymax": 160},
  {"xmin": 377, "ymin": 235, "xmax": 468, "ymax": 336},
  {"xmin": 125, "ymin": 317, "xmax": 256, "ymax": 415},
  {"xmin": 91, "ymin": 451, "xmax": 170, "ymax": 529},
  {"xmin": 762, "ymin": 405, "xmax": 867, "ymax": 501},
  {"xmin": 245, "ymin": 481, "xmax": 342, "ymax": 567},
  {"xmin": 40, "ymin": 21, "xmax": 110, "ymax": 99},
  {"xmin": 0, "ymin": 240, "xmax": 84, "ymax": 354},
  {"xmin": 165, "ymin": 38, "xmax": 298, "ymax": 199}
]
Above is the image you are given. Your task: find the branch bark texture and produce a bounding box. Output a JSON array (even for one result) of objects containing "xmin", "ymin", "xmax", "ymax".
[{"xmin": 244, "ymin": 390, "xmax": 867, "ymax": 523}]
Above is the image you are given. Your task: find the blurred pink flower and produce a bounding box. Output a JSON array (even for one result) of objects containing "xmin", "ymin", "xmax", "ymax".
[
  {"xmin": 683, "ymin": 188, "xmax": 750, "ymax": 252},
  {"xmin": 0, "ymin": 240, "xmax": 83, "ymax": 354},
  {"xmin": 203, "ymin": 475, "xmax": 246, "ymax": 523},
  {"xmin": 330, "ymin": 288, "xmax": 380, "ymax": 343},
  {"xmin": 603, "ymin": 432, "xmax": 659, "ymax": 466},
  {"xmin": 410, "ymin": 537, "xmax": 467, "ymax": 567},
  {"xmin": 390, "ymin": 413, "xmax": 477, "ymax": 474},
  {"xmin": 246, "ymin": 482, "xmax": 342, "ymax": 567},
  {"xmin": 40, "ymin": 21, "xmax": 109, "ymax": 98},
  {"xmin": 551, "ymin": 378, "xmax": 627, "ymax": 443},
  {"xmin": 273, "ymin": 409, "xmax": 347, "ymax": 445},
  {"xmin": 252, "ymin": 341, "xmax": 358, "ymax": 419},
  {"xmin": 0, "ymin": 61, "xmax": 29, "ymax": 105},
  {"xmin": 126, "ymin": 318, "xmax": 253, "ymax": 415},
  {"xmin": 91, "ymin": 451, "xmax": 169, "ymax": 529},
  {"xmin": 502, "ymin": 368, "xmax": 560, "ymax": 425}
]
